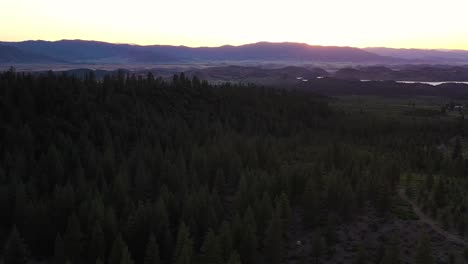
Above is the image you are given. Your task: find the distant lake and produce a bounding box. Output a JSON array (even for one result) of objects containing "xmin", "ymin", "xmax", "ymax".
[
  {"xmin": 396, "ymin": 81, "xmax": 468, "ymax": 86},
  {"xmin": 361, "ymin": 80, "xmax": 468, "ymax": 86}
]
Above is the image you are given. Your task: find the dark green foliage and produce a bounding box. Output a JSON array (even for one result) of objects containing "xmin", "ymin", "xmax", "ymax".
[
  {"xmin": 3, "ymin": 227, "xmax": 29, "ymax": 264},
  {"xmin": 239, "ymin": 210, "xmax": 258, "ymax": 264},
  {"xmin": 311, "ymin": 233, "xmax": 325, "ymax": 264},
  {"xmin": 120, "ymin": 243, "xmax": 135, "ymax": 264},
  {"xmin": 380, "ymin": 233, "xmax": 400, "ymax": 264},
  {"xmin": 53, "ymin": 234, "xmax": 65, "ymax": 264},
  {"xmin": 109, "ymin": 234, "xmax": 127, "ymax": 264},
  {"xmin": 0, "ymin": 70, "xmax": 463, "ymax": 264},
  {"xmin": 144, "ymin": 234, "xmax": 160, "ymax": 264},
  {"xmin": 200, "ymin": 229, "xmax": 222, "ymax": 264},
  {"xmin": 354, "ymin": 244, "xmax": 367, "ymax": 264},
  {"xmin": 302, "ymin": 177, "xmax": 320, "ymax": 227},
  {"xmin": 414, "ymin": 232, "xmax": 434, "ymax": 264},
  {"xmin": 64, "ymin": 213, "xmax": 82, "ymax": 263},
  {"xmin": 464, "ymin": 247, "xmax": 468, "ymax": 262},
  {"xmin": 452, "ymin": 137, "xmax": 462, "ymax": 160},
  {"xmin": 263, "ymin": 210, "xmax": 283, "ymax": 264},
  {"xmin": 174, "ymin": 223, "xmax": 194, "ymax": 264},
  {"xmin": 218, "ymin": 221, "xmax": 233, "ymax": 262},
  {"xmin": 88, "ymin": 221, "xmax": 105, "ymax": 263},
  {"xmin": 227, "ymin": 251, "xmax": 242, "ymax": 264}
]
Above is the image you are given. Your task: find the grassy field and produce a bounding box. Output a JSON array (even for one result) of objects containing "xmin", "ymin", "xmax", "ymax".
[{"xmin": 331, "ymin": 95, "xmax": 468, "ymax": 119}]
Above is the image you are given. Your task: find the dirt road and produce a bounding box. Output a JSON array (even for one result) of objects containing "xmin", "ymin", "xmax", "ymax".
[{"xmin": 398, "ymin": 188, "xmax": 468, "ymax": 247}]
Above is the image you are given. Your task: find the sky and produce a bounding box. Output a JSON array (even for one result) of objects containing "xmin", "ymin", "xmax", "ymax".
[{"xmin": 1, "ymin": 0, "xmax": 468, "ymax": 50}]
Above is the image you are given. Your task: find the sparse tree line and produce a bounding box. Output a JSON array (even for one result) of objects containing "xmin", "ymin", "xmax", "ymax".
[{"xmin": 0, "ymin": 69, "xmax": 463, "ymax": 263}]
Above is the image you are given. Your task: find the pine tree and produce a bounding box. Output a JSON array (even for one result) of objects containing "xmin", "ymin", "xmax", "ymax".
[
  {"xmin": 3, "ymin": 226, "xmax": 29, "ymax": 264},
  {"xmin": 154, "ymin": 198, "xmax": 169, "ymax": 236},
  {"xmin": 414, "ymin": 232, "xmax": 434, "ymax": 264},
  {"xmin": 311, "ymin": 233, "xmax": 325, "ymax": 264},
  {"xmin": 263, "ymin": 210, "xmax": 283, "ymax": 264},
  {"xmin": 239, "ymin": 221, "xmax": 257, "ymax": 264},
  {"xmin": 46, "ymin": 144, "xmax": 65, "ymax": 186},
  {"xmin": 88, "ymin": 221, "xmax": 106, "ymax": 262},
  {"xmin": 275, "ymin": 192, "xmax": 292, "ymax": 231},
  {"xmin": 218, "ymin": 221, "xmax": 233, "ymax": 262},
  {"xmin": 227, "ymin": 251, "xmax": 242, "ymax": 264},
  {"xmin": 302, "ymin": 178, "xmax": 320, "ymax": 227},
  {"xmin": 452, "ymin": 137, "xmax": 462, "ymax": 160},
  {"xmin": 109, "ymin": 234, "xmax": 126, "ymax": 264},
  {"xmin": 135, "ymin": 159, "xmax": 150, "ymax": 195},
  {"xmin": 434, "ymin": 179, "xmax": 447, "ymax": 208},
  {"xmin": 144, "ymin": 234, "xmax": 160, "ymax": 264},
  {"xmin": 255, "ymin": 192, "xmax": 273, "ymax": 237},
  {"xmin": 64, "ymin": 213, "xmax": 82, "ymax": 263},
  {"xmin": 173, "ymin": 222, "xmax": 193, "ymax": 264},
  {"xmin": 354, "ymin": 244, "xmax": 367, "ymax": 264},
  {"xmin": 159, "ymin": 225, "xmax": 174, "ymax": 262},
  {"xmin": 201, "ymin": 229, "xmax": 222, "ymax": 264},
  {"xmin": 53, "ymin": 233, "xmax": 66, "ymax": 264},
  {"xmin": 120, "ymin": 243, "xmax": 135, "ymax": 264},
  {"xmin": 380, "ymin": 233, "xmax": 400, "ymax": 264}
]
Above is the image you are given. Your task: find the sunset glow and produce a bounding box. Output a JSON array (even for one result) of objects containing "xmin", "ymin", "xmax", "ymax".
[{"xmin": 2, "ymin": 0, "xmax": 468, "ymax": 49}]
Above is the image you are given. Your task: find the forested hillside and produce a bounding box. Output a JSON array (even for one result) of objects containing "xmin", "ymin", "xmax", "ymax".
[{"xmin": 0, "ymin": 69, "xmax": 465, "ymax": 264}]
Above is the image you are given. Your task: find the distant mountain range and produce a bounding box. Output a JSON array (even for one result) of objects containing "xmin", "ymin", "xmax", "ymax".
[
  {"xmin": 0, "ymin": 40, "xmax": 393, "ymax": 64},
  {"xmin": 0, "ymin": 44, "xmax": 61, "ymax": 63},
  {"xmin": 1, "ymin": 39, "xmax": 467, "ymax": 65},
  {"xmin": 364, "ymin": 47, "xmax": 468, "ymax": 63}
]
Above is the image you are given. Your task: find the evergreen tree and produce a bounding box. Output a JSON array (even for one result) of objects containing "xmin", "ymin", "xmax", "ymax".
[
  {"xmin": 218, "ymin": 221, "xmax": 233, "ymax": 262},
  {"xmin": 201, "ymin": 229, "xmax": 222, "ymax": 264},
  {"xmin": 64, "ymin": 213, "xmax": 82, "ymax": 263},
  {"xmin": 354, "ymin": 244, "xmax": 367, "ymax": 264},
  {"xmin": 414, "ymin": 232, "xmax": 434, "ymax": 264},
  {"xmin": 263, "ymin": 210, "xmax": 283, "ymax": 264},
  {"xmin": 302, "ymin": 178, "xmax": 320, "ymax": 227},
  {"xmin": 239, "ymin": 221, "xmax": 257, "ymax": 264},
  {"xmin": 120, "ymin": 243, "xmax": 135, "ymax": 264},
  {"xmin": 109, "ymin": 234, "xmax": 126, "ymax": 264},
  {"xmin": 88, "ymin": 221, "xmax": 105, "ymax": 263},
  {"xmin": 53, "ymin": 233, "xmax": 66, "ymax": 264},
  {"xmin": 380, "ymin": 233, "xmax": 400, "ymax": 264},
  {"xmin": 452, "ymin": 137, "xmax": 462, "ymax": 160},
  {"xmin": 275, "ymin": 192, "xmax": 292, "ymax": 232},
  {"xmin": 434, "ymin": 179, "xmax": 447, "ymax": 208},
  {"xmin": 144, "ymin": 234, "xmax": 160, "ymax": 264},
  {"xmin": 173, "ymin": 222, "xmax": 193, "ymax": 264},
  {"xmin": 227, "ymin": 251, "xmax": 242, "ymax": 264},
  {"xmin": 3, "ymin": 226, "xmax": 29, "ymax": 264},
  {"xmin": 311, "ymin": 233, "xmax": 325, "ymax": 264},
  {"xmin": 1, "ymin": 68, "xmax": 466, "ymax": 264}
]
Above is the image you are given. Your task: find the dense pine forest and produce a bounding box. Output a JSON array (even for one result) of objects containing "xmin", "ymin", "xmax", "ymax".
[{"xmin": 1, "ymin": 68, "xmax": 468, "ymax": 264}]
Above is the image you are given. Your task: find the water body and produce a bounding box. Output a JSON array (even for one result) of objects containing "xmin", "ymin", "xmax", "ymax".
[
  {"xmin": 361, "ymin": 80, "xmax": 468, "ymax": 86},
  {"xmin": 396, "ymin": 81, "xmax": 468, "ymax": 86}
]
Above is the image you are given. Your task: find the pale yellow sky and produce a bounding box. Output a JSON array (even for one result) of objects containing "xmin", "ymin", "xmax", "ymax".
[{"xmin": 1, "ymin": 0, "xmax": 468, "ymax": 49}]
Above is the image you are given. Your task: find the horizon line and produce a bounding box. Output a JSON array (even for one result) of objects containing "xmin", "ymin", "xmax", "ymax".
[{"xmin": 2, "ymin": 38, "xmax": 468, "ymax": 52}]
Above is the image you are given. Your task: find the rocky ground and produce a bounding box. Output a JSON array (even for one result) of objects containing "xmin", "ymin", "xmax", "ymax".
[{"xmin": 287, "ymin": 195, "xmax": 467, "ymax": 264}]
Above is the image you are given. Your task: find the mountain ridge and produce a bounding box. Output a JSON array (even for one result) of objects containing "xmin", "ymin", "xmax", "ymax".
[
  {"xmin": 2, "ymin": 39, "xmax": 468, "ymax": 64},
  {"xmin": 364, "ymin": 47, "xmax": 468, "ymax": 62},
  {"xmin": 0, "ymin": 39, "xmax": 395, "ymax": 64}
]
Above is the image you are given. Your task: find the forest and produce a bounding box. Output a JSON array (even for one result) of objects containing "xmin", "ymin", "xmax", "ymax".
[{"xmin": 0, "ymin": 68, "xmax": 468, "ymax": 264}]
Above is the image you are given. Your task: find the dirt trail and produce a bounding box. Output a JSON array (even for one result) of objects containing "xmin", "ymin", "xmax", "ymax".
[{"xmin": 398, "ymin": 188, "xmax": 468, "ymax": 247}]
